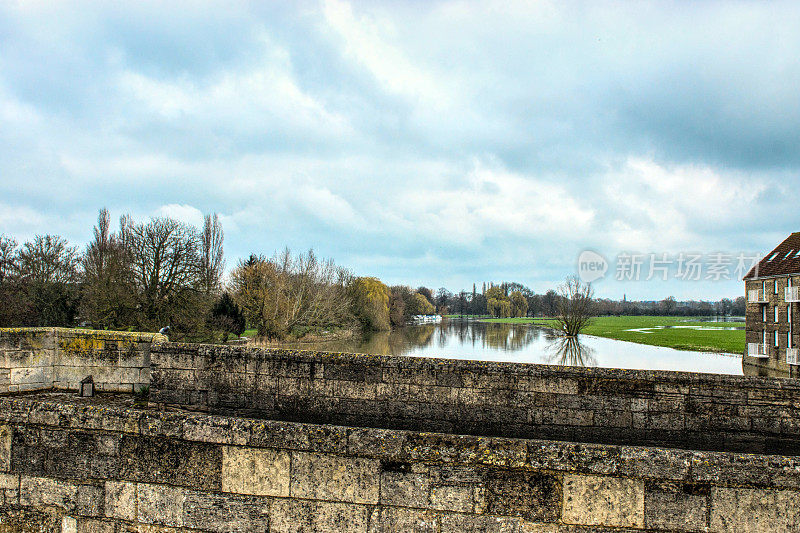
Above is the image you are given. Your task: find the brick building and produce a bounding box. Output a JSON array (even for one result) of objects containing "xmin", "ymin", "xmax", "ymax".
[{"xmin": 743, "ymin": 232, "xmax": 800, "ymax": 373}]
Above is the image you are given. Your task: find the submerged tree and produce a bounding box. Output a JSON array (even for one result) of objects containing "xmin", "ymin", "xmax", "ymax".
[{"xmin": 554, "ymin": 276, "xmax": 594, "ymax": 337}]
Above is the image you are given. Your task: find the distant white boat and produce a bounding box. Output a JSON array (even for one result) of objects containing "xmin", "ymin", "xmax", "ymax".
[{"xmin": 411, "ymin": 315, "xmax": 442, "ymax": 324}]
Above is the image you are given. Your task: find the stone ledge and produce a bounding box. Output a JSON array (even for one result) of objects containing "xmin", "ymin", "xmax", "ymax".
[{"xmin": 3, "ymin": 394, "xmax": 800, "ymax": 491}]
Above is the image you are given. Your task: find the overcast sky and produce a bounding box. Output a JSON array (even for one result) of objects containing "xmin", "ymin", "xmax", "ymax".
[{"xmin": 2, "ymin": 1, "xmax": 799, "ymax": 300}]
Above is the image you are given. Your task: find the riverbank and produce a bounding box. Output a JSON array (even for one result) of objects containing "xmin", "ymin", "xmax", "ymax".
[{"xmin": 478, "ymin": 315, "xmax": 745, "ymax": 354}]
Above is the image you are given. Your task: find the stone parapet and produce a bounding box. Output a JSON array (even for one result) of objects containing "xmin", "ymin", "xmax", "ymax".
[{"xmin": 1, "ymin": 393, "xmax": 800, "ymax": 531}]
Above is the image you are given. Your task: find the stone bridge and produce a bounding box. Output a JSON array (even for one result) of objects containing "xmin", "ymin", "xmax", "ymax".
[{"xmin": 2, "ymin": 327, "xmax": 800, "ymax": 532}]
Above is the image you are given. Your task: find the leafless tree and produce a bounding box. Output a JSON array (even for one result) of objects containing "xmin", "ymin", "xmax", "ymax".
[
  {"xmin": 81, "ymin": 208, "xmax": 135, "ymax": 329},
  {"xmin": 16, "ymin": 235, "xmax": 81, "ymax": 283},
  {"xmin": 554, "ymin": 275, "xmax": 594, "ymax": 336},
  {"xmin": 230, "ymin": 248, "xmax": 353, "ymax": 339},
  {"xmin": 200, "ymin": 213, "xmax": 225, "ymax": 295},
  {"xmin": 122, "ymin": 217, "xmax": 202, "ymax": 328},
  {"xmin": 0, "ymin": 235, "xmax": 18, "ymax": 284}
]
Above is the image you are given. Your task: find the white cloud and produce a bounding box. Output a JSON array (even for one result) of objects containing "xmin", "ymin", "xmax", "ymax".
[
  {"xmin": 602, "ymin": 157, "xmax": 767, "ymax": 250},
  {"xmin": 2, "ymin": 1, "xmax": 800, "ymax": 298},
  {"xmin": 155, "ymin": 204, "xmax": 205, "ymax": 228},
  {"xmin": 322, "ymin": 0, "xmax": 448, "ymax": 105}
]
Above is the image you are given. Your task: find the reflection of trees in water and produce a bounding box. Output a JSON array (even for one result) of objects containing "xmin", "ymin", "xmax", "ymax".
[
  {"xmin": 543, "ymin": 335, "xmax": 597, "ymax": 368},
  {"xmin": 275, "ymin": 320, "xmax": 572, "ymax": 358},
  {"xmin": 355, "ymin": 324, "xmax": 437, "ymax": 355},
  {"xmin": 480, "ymin": 323, "xmax": 538, "ymax": 351}
]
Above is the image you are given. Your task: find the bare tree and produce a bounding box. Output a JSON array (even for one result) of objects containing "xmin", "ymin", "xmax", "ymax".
[
  {"xmin": 81, "ymin": 208, "xmax": 135, "ymax": 329},
  {"xmin": 16, "ymin": 235, "xmax": 81, "ymax": 283},
  {"xmin": 230, "ymin": 249, "xmax": 353, "ymax": 339},
  {"xmin": 14, "ymin": 235, "xmax": 81, "ymax": 327},
  {"xmin": 122, "ymin": 217, "xmax": 202, "ymax": 328},
  {"xmin": 554, "ymin": 276, "xmax": 594, "ymax": 336},
  {"xmin": 200, "ymin": 213, "xmax": 225, "ymax": 295},
  {"xmin": 0, "ymin": 235, "xmax": 18, "ymax": 284}
]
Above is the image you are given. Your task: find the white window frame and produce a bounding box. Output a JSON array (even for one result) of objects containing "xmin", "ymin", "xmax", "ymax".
[
  {"xmin": 775, "ymin": 279, "xmax": 779, "ymax": 294},
  {"xmin": 763, "ymin": 306, "xmax": 767, "ymax": 321},
  {"xmin": 774, "ymin": 329, "xmax": 780, "ymax": 347},
  {"xmin": 775, "ymin": 306, "xmax": 780, "ymax": 323}
]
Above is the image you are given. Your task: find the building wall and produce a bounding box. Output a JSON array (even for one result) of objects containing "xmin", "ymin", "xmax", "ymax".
[
  {"xmin": 151, "ymin": 343, "xmax": 800, "ymax": 455},
  {"xmin": 744, "ymin": 276, "xmax": 800, "ymax": 377},
  {"xmin": 0, "ymin": 328, "xmax": 165, "ymax": 394},
  {"xmin": 2, "ymin": 394, "xmax": 800, "ymax": 532}
]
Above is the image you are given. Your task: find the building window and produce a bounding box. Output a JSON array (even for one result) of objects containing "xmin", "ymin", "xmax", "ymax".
[
  {"xmin": 763, "ymin": 306, "xmax": 767, "ymax": 321},
  {"xmin": 789, "ymin": 331, "xmax": 792, "ymax": 349},
  {"xmin": 775, "ymin": 306, "xmax": 780, "ymax": 322},
  {"xmin": 789, "ymin": 305, "xmax": 792, "ymax": 324},
  {"xmin": 774, "ymin": 329, "xmax": 779, "ymax": 347},
  {"xmin": 775, "ymin": 279, "xmax": 779, "ymax": 294},
  {"xmin": 763, "ymin": 280, "xmax": 768, "ymax": 295}
]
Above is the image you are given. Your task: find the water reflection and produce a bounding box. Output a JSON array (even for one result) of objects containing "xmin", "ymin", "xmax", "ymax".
[
  {"xmin": 274, "ymin": 318, "xmax": 743, "ymax": 375},
  {"xmin": 544, "ymin": 335, "xmax": 597, "ymax": 367}
]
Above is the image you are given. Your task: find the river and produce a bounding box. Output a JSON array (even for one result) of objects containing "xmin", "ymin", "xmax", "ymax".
[{"xmin": 276, "ymin": 319, "xmax": 743, "ymax": 375}]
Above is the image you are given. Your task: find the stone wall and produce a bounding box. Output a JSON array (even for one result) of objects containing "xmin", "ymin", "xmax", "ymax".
[
  {"xmin": 151, "ymin": 343, "xmax": 800, "ymax": 455},
  {"xmin": 0, "ymin": 328, "xmax": 165, "ymax": 394},
  {"xmin": 2, "ymin": 393, "xmax": 800, "ymax": 532}
]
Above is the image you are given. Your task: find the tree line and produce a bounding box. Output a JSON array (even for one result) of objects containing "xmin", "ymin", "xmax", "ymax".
[
  {"xmin": 0, "ymin": 208, "xmax": 746, "ymax": 342},
  {"xmin": 0, "ymin": 209, "xmax": 230, "ymax": 340},
  {"xmin": 430, "ymin": 282, "xmax": 746, "ymax": 319},
  {"xmin": 0, "ymin": 208, "xmax": 446, "ymax": 341}
]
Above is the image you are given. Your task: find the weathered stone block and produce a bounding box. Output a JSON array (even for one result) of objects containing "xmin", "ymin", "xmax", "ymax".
[
  {"xmin": 19, "ymin": 475, "xmax": 79, "ymax": 512},
  {"xmin": 438, "ymin": 513, "xmax": 525, "ymax": 533},
  {"xmin": 118, "ymin": 435, "xmax": 221, "ymax": 490},
  {"xmin": 0, "ymin": 473, "xmax": 19, "ymax": 490},
  {"xmin": 0, "ymin": 425, "xmax": 10, "ymax": 472},
  {"xmin": 429, "ymin": 484, "xmax": 473, "ymax": 512},
  {"xmin": 380, "ymin": 468, "xmax": 430, "ymax": 507},
  {"xmin": 105, "ymin": 481, "xmax": 137, "ymax": 521},
  {"xmin": 367, "ymin": 507, "xmax": 441, "ymax": 533},
  {"xmin": 221, "ymin": 446, "xmax": 290, "ymax": 497},
  {"xmin": 710, "ymin": 486, "xmax": 800, "ymax": 532},
  {"xmin": 136, "ymin": 483, "xmax": 185, "ymax": 527},
  {"xmin": 270, "ymin": 499, "xmax": 369, "ymax": 533},
  {"xmin": 182, "ymin": 490, "xmax": 270, "ymax": 532},
  {"xmin": 76, "ymin": 483, "xmax": 104, "ymax": 516},
  {"xmin": 62, "ymin": 516, "xmax": 77, "ymax": 533},
  {"xmin": 10, "ymin": 366, "xmax": 52, "ymax": 387},
  {"xmin": 645, "ymin": 482, "xmax": 708, "ymax": 531},
  {"xmin": 75, "ymin": 518, "xmax": 116, "ymax": 533},
  {"xmin": 291, "ymin": 452, "xmax": 380, "ymax": 504},
  {"xmin": 562, "ymin": 474, "xmax": 644, "ymax": 528},
  {"xmin": 484, "ymin": 470, "xmax": 561, "ymax": 522}
]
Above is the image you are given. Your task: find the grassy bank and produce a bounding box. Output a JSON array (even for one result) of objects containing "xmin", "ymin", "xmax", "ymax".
[{"xmin": 480, "ymin": 315, "xmax": 745, "ymax": 354}]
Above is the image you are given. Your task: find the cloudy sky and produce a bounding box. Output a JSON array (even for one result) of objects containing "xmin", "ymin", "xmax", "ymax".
[{"xmin": 2, "ymin": 1, "xmax": 799, "ymax": 299}]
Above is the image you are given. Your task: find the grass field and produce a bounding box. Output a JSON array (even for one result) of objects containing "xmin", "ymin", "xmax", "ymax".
[{"xmin": 480, "ymin": 315, "xmax": 745, "ymax": 354}]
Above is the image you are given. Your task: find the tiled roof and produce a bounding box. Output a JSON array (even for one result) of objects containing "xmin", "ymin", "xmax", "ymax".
[{"xmin": 743, "ymin": 232, "xmax": 800, "ymax": 279}]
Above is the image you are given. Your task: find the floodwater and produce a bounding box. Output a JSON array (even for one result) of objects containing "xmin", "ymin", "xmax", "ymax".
[{"xmin": 277, "ymin": 319, "xmax": 744, "ymax": 375}]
